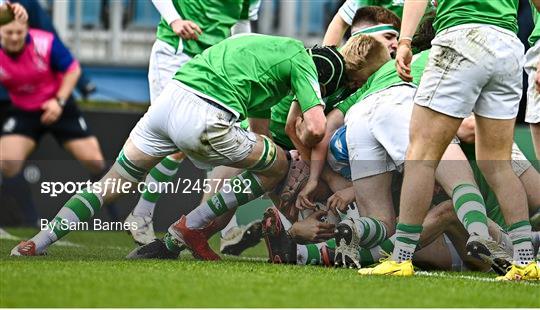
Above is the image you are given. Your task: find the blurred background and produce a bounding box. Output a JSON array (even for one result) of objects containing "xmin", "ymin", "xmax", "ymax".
[{"xmin": 0, "ymin": 0, "xmax": 537, "ymax": 230}]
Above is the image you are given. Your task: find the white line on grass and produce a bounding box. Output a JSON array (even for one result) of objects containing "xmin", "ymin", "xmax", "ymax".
[{"xmin": 416, "ymin": 271, "xmax": 539, "ymax": 286}]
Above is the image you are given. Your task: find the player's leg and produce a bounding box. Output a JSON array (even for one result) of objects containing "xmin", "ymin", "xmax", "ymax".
[
  {"xmin": 11, "ymin": 82, "xmax": 187, "ymax": 256},
  {"xmin": 475, "ymin": 117, "xmax": 535, "ymax": 266},
  {"xmin": 204, "ymin": 165, "xmax": 263, "ymax": 256},
  {"xmin": 11, "ymin": 138, "xmax": 164, "ymax": 256},
  {"xmin": 181, "ymin": 134, "xmax": 289, "ymax": 229},
  {"xmin": 335, "ymin": 91, "xmax": 398, "ymax": 251},
  {"xmin": 391, "ymin": 105, "xmax": 462, "ymax": 261},
  {"xmin": 472, "ymin": 31, "xmax": 537, "ymax": 278},
  {"xmin": 54, "ymin": 101, "xmax": 121, "ymax": 221},
  {"xmin": 126, "ymin": 40, "xmax": 194, "ymax": 244},
  {"xmin": 153, "ymin": 88, "xmax": 290, "ymax": 260},
  {"xmin": 362, "ymin": 26, "xmax": 498, "ymax": 275}
]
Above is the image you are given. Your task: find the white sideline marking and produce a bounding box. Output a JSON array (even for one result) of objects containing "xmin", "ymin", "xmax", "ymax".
[
  {"xmin": 0, "ymin": 229, "xmax": 82, "ymax": 247},
  {"xmin": 56, "ymin": 240, "xmax": 83, "ymax": 248},
  {"xmin": 416, "ymin": 271, "xmax": 540, "ymax": 286}
]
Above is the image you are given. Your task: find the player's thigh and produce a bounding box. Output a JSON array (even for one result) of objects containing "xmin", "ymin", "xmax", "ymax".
[
  {"xmin": 0, "ymin": 134, "xmax": 35, "ymax": 177},
  {"xmin": 352, "ymin": 172, "xmax": 395, "ymax": 231},
  {"xmin": 474, "ymin": 115, "xmax": 516, "ymax": 160},
  {"xmin": 407, "ymin": 104, "xmax": 462, "ymax": 161},
  {"xmin": 435, "ymin": 142, "xmax": 476, "ymax": 193}
]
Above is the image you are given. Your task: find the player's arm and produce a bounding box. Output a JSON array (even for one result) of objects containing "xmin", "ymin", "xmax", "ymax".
[
  {"xmin": 285, "ymin": 100, "xmax": 313, "ymax": 157},
  {"xmin": 41, "ymin": 36, "xmax": 81, "ymax": 125},
  {"xmin": 322, "ymin": 0, "xmax": 360, "ymax": 46},
  {"xmin": 395, "ymin": 0, "xmax": 429, "ymax": 81},
  {"xmin": 296, "ymin": 109, "xmax": 344, "ymax": 209},
  {"xmin": 289, "ymin": 55, "xmax": 327, "ymax": 147},
  {"xmin": 151, "ymin": 0, "xmax": 201, "ymax": 40},
  {"xmin": 323, "ymin": 14, "xmax": 349, "ymax": 46}
]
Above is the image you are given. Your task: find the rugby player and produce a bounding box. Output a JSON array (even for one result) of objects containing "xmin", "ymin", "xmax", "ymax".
[
  {"xmin": 10, "ymin": 33, "xmax": 388, "ymax": 257},
  {"xmin": 125, "ymin": 0, "xmax": 261, "ymax": 248},
  {"xmin": 365, "ymin": 0, "xmax": 539, "ymax": 280},
  {"xmin": 323, "ymin": 0, "xmax": 434, "ymax": 46}
]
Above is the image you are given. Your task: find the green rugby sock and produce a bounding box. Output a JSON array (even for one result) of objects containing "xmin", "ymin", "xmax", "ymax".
[
  {"xmin": 133, "ymin": 155, "xmax": 182, "ymax": 218},
  {"xmin": 297, "ymin": 240, "xmax": 335, "ymax": 265},
  {"xmin": 452, "ymin": 183, "xmax": 490, "ymax": 238},
  {"xmin": 390, "ymin": 223, "xmax": 422, "ymax": 262},
  {"xmin": 31, "ymin": 189, "xmax": 102, "ymax": 253},
  {"xmin": 186, "ymin": 171, "xmax": 265, "ymax": 228},
  {"xmin": 354, "ymin": 217, "xmax": 387, "ymax": 249},
  {"xmin": 507, "ymin": 220, "xmax": 535, "ymax": 265}
]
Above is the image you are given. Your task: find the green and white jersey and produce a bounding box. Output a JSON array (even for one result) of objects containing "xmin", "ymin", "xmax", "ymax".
[
  {"xmin": 529, "ymin": 1, "xmax": 540, "ymax": 46},
  {"xmin": 269, "ymin": 87, "xmax": 355, "ymax": 150},
  {"xmin": 433, "ymin": 0, "xmax": 518, "ymax": 34},
  {"xmin": 156, "ymin": 0, "xmax": 259, "ymax": 57},
  {"xmin": 336, "ymin": 49, "xmax": 430, "ymax": 115},
  {"xmin": 338, "ymin": 0, "xmax": 434, "ymax": 22},
  {"xmin": 174, "ymin": 34, "xmax": 324, "ymax": 121}
]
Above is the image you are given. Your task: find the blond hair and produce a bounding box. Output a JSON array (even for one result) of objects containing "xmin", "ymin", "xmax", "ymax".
[{"xmin": 340, "ymin": 35, "xmax": 391, "ymax": 87}]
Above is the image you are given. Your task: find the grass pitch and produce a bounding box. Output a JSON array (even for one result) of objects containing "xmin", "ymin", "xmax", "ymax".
[{"xmin": 1, "ymin": 228, "xmax": 538, "ymax": 308}]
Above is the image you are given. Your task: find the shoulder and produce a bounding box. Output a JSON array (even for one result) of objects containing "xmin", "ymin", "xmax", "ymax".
[{"xmin": 28, "ymin": 29, "xmax": 55, "ymax": 56}]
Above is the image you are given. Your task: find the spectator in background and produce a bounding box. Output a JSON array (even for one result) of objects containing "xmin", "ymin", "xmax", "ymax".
[
  {"xmin": 0, "ymin": 0, "xmax": 96, "ymax": 100},
  {"xmin": 0, "ymin": 4, "xmax": 114, "ymax": 226}
]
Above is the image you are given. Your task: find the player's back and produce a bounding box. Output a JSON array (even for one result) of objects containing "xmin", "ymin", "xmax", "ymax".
[
  {"xmin": 174, "ymin": 34, "xmax": 310, "ymax": 120},
  {"xmin": 433, "ymin": 0, "xmax": 518, "ymax": 34}
]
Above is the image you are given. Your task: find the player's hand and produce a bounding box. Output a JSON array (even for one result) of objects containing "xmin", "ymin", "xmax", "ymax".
[
  {"xmin": 40, "ymin": 98, "xmax": 63, "ymax": 125},
  {"xmin": 170, "ymin": 19, "xmax": 202, "ymax": 40},
  {"xmin": 288, "ymin": 210, "xmax": 335, "ymax": 243},
  {"xmin": 8, "ymin": 2, "xmax": 28, "ymax": 22},
  {"xmin": 295, "ymin": 179, "xmax": 318, "ymax": 210},
  {"xmin": 327, "ymin": 187, "xmax": 355, "ymax": 214},
  {"xmin": 396, "ymin": 40, "xmax": 413, "ymax": 82},
  {"xmin": 536, "ymin": 60, "xmax": 540, "ymax": 93}
]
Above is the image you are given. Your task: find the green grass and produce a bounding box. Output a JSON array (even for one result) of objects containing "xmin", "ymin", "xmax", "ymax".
[{"xmin": 1, "ymin": 228, "xmax": 538, "ymax": 308}]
